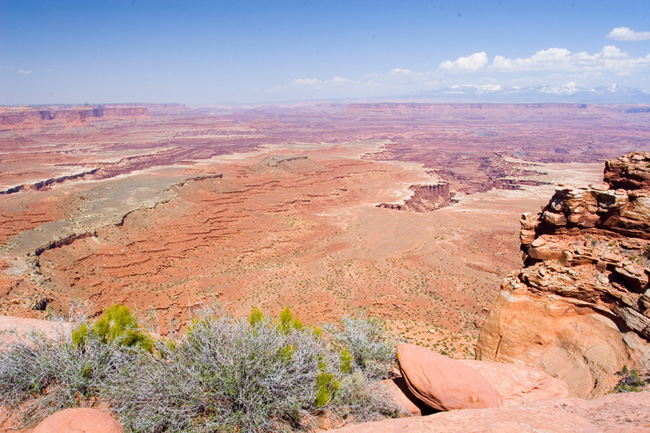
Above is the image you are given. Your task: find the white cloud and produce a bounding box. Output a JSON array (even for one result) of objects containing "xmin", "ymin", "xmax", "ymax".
[
  {"xmin": 439, "ymin": 52, "xmax": 488, "ymax": 71},
  {"xmin": 329, "ymin": 76, "xmax": 350, "ymax": 85},
  {"xmin": 275, "ymin": 44, "xmax": 650, "ymax": 100},
  {"xmin": 607, "ymin": 27, "xmax": 650, "ymax": 41},
  {"xmin": 491, "ymin": 46, "xmax": 650, "ymax": 72},
  {"xmin": 367, "ymin": 68, "xmax": 434, "ymax": 83},
  {"xmin": 18, "ymin": 69, "xmax": 32, "ymax": 74},
  {"xmin": 288, "ymin": 76, "xmax": 354, "ymax": 90},
  {"xmin": 292, "ymin": 78, "xmax": 321, "ymax": 86},
  {"xmin": 449, "ymin": 84, "xmax": 502, "ymax": 93},
  {"xmin": 492, "ymin": 48, "xmax": 571, "ymax": 70}
]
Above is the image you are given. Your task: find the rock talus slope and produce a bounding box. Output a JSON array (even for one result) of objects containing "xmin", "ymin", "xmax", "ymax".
[{"xmin": 476, "ymin": 151, "xmax": 650, "ymax": 397}]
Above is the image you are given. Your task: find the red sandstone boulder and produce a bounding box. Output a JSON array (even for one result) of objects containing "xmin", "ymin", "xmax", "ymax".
[
  {"xmin": 460, "ymin": 360, "xmax": 569, "ymax": 405},
  {"xmin": 396, "ymin": 343, "xmax": 502, "ymax": 411},
  {"xmin": 0, "ymin": 316, "xmax": 73, "ymax": 348},
  {"xmin": 34, "ymin": 408, "xmax": 123, "ymax": 433}
]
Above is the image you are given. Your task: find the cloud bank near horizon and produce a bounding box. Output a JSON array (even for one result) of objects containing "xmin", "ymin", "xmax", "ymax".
[{"xmin": 281, "ymin": 43, "xmax": 650, "ymax": 99}]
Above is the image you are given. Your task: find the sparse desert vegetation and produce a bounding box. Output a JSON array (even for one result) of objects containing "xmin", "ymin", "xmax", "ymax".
[
  {"xmin": 614, "ymin": 366, "xmax": 648, "ymax": 393},
  {"xmin": 0, "ymin": 305, "xmax": 402, "ymax": 432},
  {"xmin": 1, "ymin": 103, "xmax": 637, "ymax": 359}
]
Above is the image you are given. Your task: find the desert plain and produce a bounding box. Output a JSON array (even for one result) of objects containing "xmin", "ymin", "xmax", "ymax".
[{"xmin": 1, "ymin": 102, "xmax": 649, "ymax": 357}]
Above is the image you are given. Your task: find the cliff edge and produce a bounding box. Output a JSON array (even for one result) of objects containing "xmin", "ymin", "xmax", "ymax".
[{"xmin": 476, "ymin": 151, "xmax": 650, "ymax": 398}]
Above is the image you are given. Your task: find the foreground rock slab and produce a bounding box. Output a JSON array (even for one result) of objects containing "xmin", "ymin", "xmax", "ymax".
[
  {"xmin": 397, "ymin": 343, "xmax": 502, "ymax": 411},
  {"xmin": 0, "ymin": 316, "xmax": 72, "ymax": 348},
  {"xmin": 33, "ymin": 408, "xmax": 123, "ymax": 433},
  {"xmin": 461, "ymin": 360, "xmax": 569, "ymax": 406},
  {"xmin": 327, "ymin": 391, "xmax": 650, "ymax": 433}
]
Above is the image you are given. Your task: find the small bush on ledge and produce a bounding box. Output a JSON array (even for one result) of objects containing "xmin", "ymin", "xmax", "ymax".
[
  {"xmin": 0, "ymin": 305, "xmax": 400, "ymax": 432},
  {"xmin": 614, "ymin": 366, "xmax": 648, "ymax": 393}
]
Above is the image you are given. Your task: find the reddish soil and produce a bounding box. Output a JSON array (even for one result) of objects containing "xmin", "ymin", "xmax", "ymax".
[{"xmin": 1, "ymin": 103, "xmax": 649, "ymax": 356}]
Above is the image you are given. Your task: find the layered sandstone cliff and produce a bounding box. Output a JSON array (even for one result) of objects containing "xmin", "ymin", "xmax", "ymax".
[
  {"xmin": 0, "ymin": 105, "xmax": 148, "ymax": 125},
  {"xmin": 377, "ymin": 183, "xmax": 452, "ymax": 212},
  {"xmin": 476, "ymin": 151, "xmax": 650, "ymax": 398}
]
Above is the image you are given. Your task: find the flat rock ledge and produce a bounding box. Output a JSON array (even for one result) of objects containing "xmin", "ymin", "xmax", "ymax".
[{"xmin": 325, "ymin": 391, "xmax": 650, "ymax": 433}]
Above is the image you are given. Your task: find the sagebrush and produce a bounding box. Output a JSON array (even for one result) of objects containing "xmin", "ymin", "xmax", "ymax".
[{"xmin": 0, "ymin": 305, "xmax": 402, "ymax": 432}]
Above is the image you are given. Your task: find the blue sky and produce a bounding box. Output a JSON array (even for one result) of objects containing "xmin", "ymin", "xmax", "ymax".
[{"xmin": 1, "ymin": 0, "xmax": 650, "ymax": 105}]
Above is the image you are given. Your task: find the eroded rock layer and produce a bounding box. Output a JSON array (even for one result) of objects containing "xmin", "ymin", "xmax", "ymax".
[
  {"xmin": 0, "ymin": 105, "xmax": 148, "ymax": 126},
  {"xmin": 476, "ymin": 151, "xmax": 650, "ymax": 398},
  {"xmin": 377, "ymin": 183, "xmax": 452, "ymax": 211},
  {"xmin": 3, "ymin": 103, "xmax": 647, "ymax": 352}
]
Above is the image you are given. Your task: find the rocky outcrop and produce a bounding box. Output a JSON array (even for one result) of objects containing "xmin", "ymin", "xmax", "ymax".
[
  {"xmin": 476, "ymin": 151, "xmax": 650, "ymax": 398},
  {"xmin": 326, "ymin": 391, "xmax": 650, "ymax": 433},
  {"xmin": 605, "ymin": 151, "xmax": 650, "ymax": 190},
  {"xmin": 396, "ymin": 344, "xmax": 502, "ymax": 411},
  {"xmin": 378, "ymin": 183, "xmax": 452, "ymax": 212},
  {"xmin": 34, "ymin": 408, "xmax": 123, "ymax": 433}
]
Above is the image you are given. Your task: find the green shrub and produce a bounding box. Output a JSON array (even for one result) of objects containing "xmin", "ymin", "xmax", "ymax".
[
  {"xmin": 72, "ymin": 305, "xmax": 152, "ymax": 352},
  {"xmin": 71, "ymin": 323, "xmax": 89, "ymax": 348},
  {"xmin": 110, "ymin": 309, "xmax": 331, "ymax": 432},
  {"xmin": 277, "ymin": 307, "xmax": 303, "ymax": 333},
  {"xmin": 315, "ymin": 361, "xmax": 340, "ymax": 407},
  {"xmin": 614, "ymin": 366, "xmax": 647, "ymax": 392},
  {"xmin": 340, "ymin": 348, "xmax": 354, "ymax": 374},
  {"xmin": 277, "ymin": 344, "xmax": 296, "ymax": 362},
  {"xmin": 248, "ymin": 307, "xmax": 265, "ymax": 326}
]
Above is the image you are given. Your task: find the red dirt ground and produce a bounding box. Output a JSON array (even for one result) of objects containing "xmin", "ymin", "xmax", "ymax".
[{"xmin": 1, "ymin": 103, "xmax": 648, "ymax": 355}]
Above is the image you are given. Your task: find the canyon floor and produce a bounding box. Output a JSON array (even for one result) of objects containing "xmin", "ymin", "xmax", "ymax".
[{"xmin": 1, "ymin": 103, "xmax": 649, "ymax": 357}]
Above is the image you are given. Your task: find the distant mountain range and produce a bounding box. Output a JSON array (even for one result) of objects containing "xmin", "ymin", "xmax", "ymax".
[{"xmin": 407, "ymin": 84, "xmax": 650, "ymax": 104}]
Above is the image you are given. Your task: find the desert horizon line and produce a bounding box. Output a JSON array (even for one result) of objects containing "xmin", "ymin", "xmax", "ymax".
[{"xmin": 3, "ymin": 99, "xmax": 650, "ymax": 108}]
